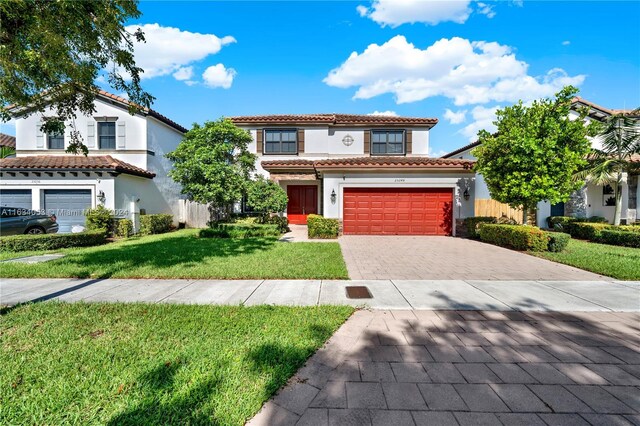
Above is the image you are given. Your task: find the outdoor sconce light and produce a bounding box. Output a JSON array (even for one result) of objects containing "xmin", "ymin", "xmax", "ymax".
[
  {"xmin": 97, "ymin": 190, "xmax": 106, "ymax": 204},
  {"xmin": 330, "ymin": 189, "xmax": 337, "ymax": 204},
  {"xmin": 463, "ymin": 188, "xmax": 470, "ymax": 201}
]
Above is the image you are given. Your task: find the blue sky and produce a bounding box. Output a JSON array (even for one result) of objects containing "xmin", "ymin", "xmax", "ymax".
[{"xmin": 4, "ymin": 1, "xmax": 640, "ymax": 155}]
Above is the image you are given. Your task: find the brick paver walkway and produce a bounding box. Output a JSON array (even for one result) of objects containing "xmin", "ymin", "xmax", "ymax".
[
  {"xmin": 339, "ymin": 236, "xmax": 607, "ymax": 280},
  {"xmin": 247, "ymin": 310, "xmax": 640, "ymax": 425}
]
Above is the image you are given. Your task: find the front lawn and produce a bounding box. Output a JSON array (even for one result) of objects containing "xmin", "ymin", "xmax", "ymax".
[
  {"xmin": 0, "ymin": 229, "xmax": 348, "ymax": 279},
  {"xmin": 1, "ymin": 303, "xmax": 353, "ymax": 425},
  {"xmin": 532, "ymin": 238, "xmax": 640, "ymax": 280}
]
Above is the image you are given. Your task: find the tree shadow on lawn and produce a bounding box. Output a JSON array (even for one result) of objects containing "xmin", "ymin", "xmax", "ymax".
[
  {"xmin": 47, "ymin": 234, "xmax": 278, "ymax": 278},
  {"xmin": 107, "ymin": 357, "xmax": 224, "ymax": 425}
]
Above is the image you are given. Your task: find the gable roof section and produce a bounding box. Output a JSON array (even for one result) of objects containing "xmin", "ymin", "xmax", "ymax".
[
  {"xmin": 262, "ymin": 156, "xmax": 474, "ymax": 172},
  {"xmin": 0, "ymin": 155, "xmax": 155, "ymax": 178},
  {"xmin": 441, "ymin": 141, "xmax": 481, "ymax": 159},
  {"xmin": 230, "ymin": 114, "xmax": 438, "ymax": 127},
  {"xmin": 0, "ymin": 133, "xmax": 16, "ymax": 149}
]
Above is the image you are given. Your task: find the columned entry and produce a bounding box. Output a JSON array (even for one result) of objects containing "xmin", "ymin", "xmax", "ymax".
[{"xmin": 287, "ymin": 185, "xmax": 317, "ymax": 225}]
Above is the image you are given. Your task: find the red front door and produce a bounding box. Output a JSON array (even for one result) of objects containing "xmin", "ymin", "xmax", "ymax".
[
  {"xmin": 343, "ymin": 188, "xmax": 453, "ymax": 235},
  {"xmin": 287, "ymin": 185, "xmax": 318, "ymax": 225}
]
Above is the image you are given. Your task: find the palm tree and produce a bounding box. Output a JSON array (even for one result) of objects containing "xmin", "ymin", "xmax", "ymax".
[
  {"xmin": 576, "ymin": 111, "xmax": 640, "ymax": 225},
  {"xmin": 0, "ymin": 146, "xmax": 15, "ymax": 158}
]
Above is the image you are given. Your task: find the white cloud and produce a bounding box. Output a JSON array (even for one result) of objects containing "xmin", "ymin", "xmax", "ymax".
[
  {"xmin": 476, "ymin": 2, "xmax": 496, "ymax": 18},
  {"xmin": 357, "ymin": 0, "xmax": 473, "ymax": 27},
  {"xmin": 428, "ymin": 147, "xmax": 448, "ymax": 158},
  {"xmin": 368, "ymin": 110, "xmax": 398, "ymax": 116},
  {"xmin": 125, "ymin": 23, "xmax": 235, "ymax": 80},
  {"xmin": 324, "ymin": 36, "xmax": 585, "ymax": 106},
  {"xmin": 184, "ymin": 80, "xmax": 198, "ymax": 87},
  {"xmin": 562, "ymin": 40, "xmax": 571, "ymax": 46},
  {"xmin": 173, "ymin": 66, "xmax": 194, "ymax": 81},
  {"xmin": 460, "ymin": 105, "xmax": 499, "ymax": 141},
  {"xmin": 202, "ymin": 64, "xmax": 236, "ymax": 89},
  {"xmin": 444, "ymin": 108, "xmax": 467, "ymax": 124}
]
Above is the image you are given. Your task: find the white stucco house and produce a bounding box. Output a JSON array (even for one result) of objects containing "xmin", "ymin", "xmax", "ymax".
[
  {"xmin": 230, "ymin": 114, "xmax": 475, "ymax": 235},
  {"xmin": 0, "ymin": 91, "xmax": 186, "ymax": 232},
  {"xmin": 442, "ymin": 97, "xmax": 639, "ymax": 227}
]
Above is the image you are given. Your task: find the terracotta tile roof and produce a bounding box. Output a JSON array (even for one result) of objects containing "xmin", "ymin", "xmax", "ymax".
[
  {"xmin": 0, "ymin": 155, "xmax": 155, "ymax": 178},
  {"xmin": 631, "ymin": 154, "xmax": 640, "ymax": 163},
  {"xmin": 230, "ymin": 113, "xmax": 438, "ymax": 127},
  {"xmin": 96, "ymin": 90, "xmax": 188, "ymax": 133},
  {"xmin": 262, "ymin": 156, "xmax": 474, "ymax": 171},
  {"xmin": 0, "ymin": 133, "xmax": 16, "ymax": 149},
  {"xmin": 572, "ymin": 97, "xmax": 639, "ymax": 118}
]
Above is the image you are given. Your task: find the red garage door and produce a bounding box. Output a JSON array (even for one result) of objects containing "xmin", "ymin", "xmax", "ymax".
[{"xmin": 343, "ymin": 188, "xmax": 453, "ymax": 235}]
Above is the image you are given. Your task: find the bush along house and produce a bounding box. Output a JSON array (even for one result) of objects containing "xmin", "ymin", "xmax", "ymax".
[
  {"xmin": 0, "ymin": 91, "xmax": 186, "ymax": 233},
  {"xmin": 230, "ymin": 114, "xmax": 475, "ymax": 235}
]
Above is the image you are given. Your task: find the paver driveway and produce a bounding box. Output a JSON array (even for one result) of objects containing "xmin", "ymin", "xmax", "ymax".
[
  {"xmin": 339, "ymin": 236, "xmax": 608, "ymax": 281},
  {"xmin": 248, "ymin": 309, "xmax": 640, "ymax": 426}
]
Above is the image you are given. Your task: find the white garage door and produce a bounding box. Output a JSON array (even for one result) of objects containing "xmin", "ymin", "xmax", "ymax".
[
  {"xmin": 44, "ymin": 190, "xmax": 92, "ymax": 233},
  {"xmin": 0, "ymin": 189, "xmax": 33, "ymax": 210}
]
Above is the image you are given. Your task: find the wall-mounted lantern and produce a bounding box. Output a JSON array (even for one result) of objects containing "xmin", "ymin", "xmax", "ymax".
[
  {"xmin": 97, "ymin": 190, "xmax": 106, "ymax": 204},
  {"xmin": 463, "ymin": 188, "xmax": 470, "ymax": 201},
  {"xmin": 330, "ymin": 189, "xmax": 337, "ymax": 204}
]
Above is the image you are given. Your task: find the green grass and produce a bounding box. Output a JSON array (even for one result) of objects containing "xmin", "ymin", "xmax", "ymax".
[
  {"xmin": 0, "ymin": 229, "xmax": 348, "ymax": 279},
  {"xmin": 532, "ymin": 238, "xmax": 640, "ymax": 280},
  {"xmin": 1, "ymin": 303, "xmax": 353, "ymax": 425}
]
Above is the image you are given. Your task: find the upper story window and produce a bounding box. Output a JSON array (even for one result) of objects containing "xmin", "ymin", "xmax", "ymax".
[
  {"xmin": 98, "ymin": 122, "xmax": 116, "ymax": 149},
  {"xmin": 264, "ymin": 129, "xmax": 297, "ymax": 154},
  {"xmin": 371, "ymin": 130, "xmax": 405, "ymax": 155},
  {"xmin": 47, "ymin": 133, "xmax": 64, "ymax": 149}
]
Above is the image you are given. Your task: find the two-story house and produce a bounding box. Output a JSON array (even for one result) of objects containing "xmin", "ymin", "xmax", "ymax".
[
  {"xmin": 0, "ymin": 91, "xmax": 186, "ymax": 232},
  {"xmin": 230, "ymin": 114, "xmax": 475, "ymax": 235},
  {"xmin": 442, "ymin": 97, "xmax": 640, "ymax": 227}
]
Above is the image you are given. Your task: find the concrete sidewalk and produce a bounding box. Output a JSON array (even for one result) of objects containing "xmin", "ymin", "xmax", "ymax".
[{"xmin": 1, "ymin": 278, "xmax": 638, "ymax": 311}]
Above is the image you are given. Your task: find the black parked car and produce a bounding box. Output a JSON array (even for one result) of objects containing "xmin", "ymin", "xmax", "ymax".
[{"xmin": 0, "ymin": 207, "xmax": 59, "ymax": 236}]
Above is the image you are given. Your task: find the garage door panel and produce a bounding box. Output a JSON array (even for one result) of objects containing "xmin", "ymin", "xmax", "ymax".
[
  {"xmin": 0, "ymin": 190, "xmax": 32, "ymax": 209},
  {"xmin": 343, "ymin": 188, "xmax": 453, "ymax": 236},
  {"xmin": 44, "ymin": 189, "xmax": 92, "ymax": 234}
]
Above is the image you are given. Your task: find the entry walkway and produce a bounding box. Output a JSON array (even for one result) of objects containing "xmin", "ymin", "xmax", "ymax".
[{"xmin": 1, "ymin": 278, "xmax": 638, "ymax": 311}]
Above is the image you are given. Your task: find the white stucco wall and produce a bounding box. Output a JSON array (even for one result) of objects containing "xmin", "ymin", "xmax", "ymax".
[{"xmin": 15, "ymin": 98, "xmax": 148, "ymax": 168}]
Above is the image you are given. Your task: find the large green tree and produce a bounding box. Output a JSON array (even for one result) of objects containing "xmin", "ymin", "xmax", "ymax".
[
  {"xmin": 0, "ymin": 0, "xmax": 153, "ymax": 154},
  {"xmin": 575, "ymin": 112, "xmax": 640, "ymax": 225},
  {"xmin": 167, "ymin": 119, "xmax": 256, "ymax": 221},
  {"xmin": 473, "ymin": 86, "xmax": 596, "ymax": 224},
  {"xmin": 246, "ymin": 175, "xmax": 288, "ymax": 220}
]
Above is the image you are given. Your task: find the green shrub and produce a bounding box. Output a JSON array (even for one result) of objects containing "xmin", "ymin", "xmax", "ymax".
[
  {"xmin": 85, "ymin": 205, "xmax": 114, "ymax": 233},
  {"xmin": 307, "ymin": 215, "xmax": 340, "ymax": 239},
  {"xmin": 115, "ymin": 219, "xmax": 133, "ymax": 238},
  {"xmin": 566, "ymin": 222, "xmax": 610, "ymax": 240},
  {"xmin": 547, "ymin": 216, "xmax": 578, "ymax": 231},
  {"xmin": 199, "ymin": 223, "xmax": 282, "ymax": 239},
  {"xmin": 596, "ymin": 229, "xmax": 640, "ymax": 248},
  {"xmin": 0, "ymin": 229, "xmax": 107, "ymax": 252},
  {"xmin": 479, "ymin": 224, "xmax": 549, "ymax": 252},
  {"xmin": 618, "ymin": 225, "xmax": 640, "ymax": 234},
  {"xmin": 546, "ymin": 232, "xmax": 571, "ymax": 252},
  {"xmin": 263, "ymin": 215, "xmax": 289, "ymax": 232},
  {"xmin": 496, "ymin": 215, "xmax": 518, "ymax": 225},
  {"xmin": 246, "ymin": 176, "xmax": 288, "ymax": 218},
  {"xmin": 139, "ymin": 214, "xmax": 173, "ymax": 235},
  {"xmin": 463, "ymin": 217, "xmax": 496, "ymax": 239},
  {"xmin": 585, "ymin": 216, "xmax": 608, "ymax": 223}
]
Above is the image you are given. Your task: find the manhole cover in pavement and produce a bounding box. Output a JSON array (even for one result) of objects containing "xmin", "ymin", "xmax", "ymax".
[{"xmin": 346, "ymin": 286, "xmax": 372, "ymax": 299}]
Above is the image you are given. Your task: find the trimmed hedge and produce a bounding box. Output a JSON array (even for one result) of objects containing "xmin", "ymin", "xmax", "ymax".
[
  {"xmin": 115, "ymin": 219, "xmax": 133, "ymax": 238},
  {"xmin": 547, "ymin": 216, "xmax": 577, "ymax": 231},
  {"xmin": 199, "ymin": 223, "xmax": 282, "ymax": 239},
  {"xmin": 596, "ymin": 229, "xmax": 640, "ymax": 248},
  {"xmin": 463, "ymin": 216, "xmax": 497, "ymax": 239},
  {"xmin": 0, "ymin": 229, "xmax": 107, "ymax": 252},
  {"xmin": 264, "ymin": 215, "xmax": 289, "ymax": 232},
  {"xmin": 139, "ymin": 214, "xmax": 173, "ymax": 236},
  {"xmin": 479, "ymin": 224, "xmax": 549, "ymax": 252},
  {"xmin": 565, "ymin": 222, "xmax": 610, "ymax": 240},
  {"xmin": 546, "ymin": 232, "xmax": 571, "ymax": 252},
  {"xmin": 307, "ymin": 214, "xmax": 340, "ymax": 239}
]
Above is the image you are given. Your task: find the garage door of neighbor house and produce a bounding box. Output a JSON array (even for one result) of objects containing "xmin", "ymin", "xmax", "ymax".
[
  {"xmin": 44, "ymin": 190, "xmax": 92, "ymax": 233},
  {"xmin": 0, "ymin": 189, "xmax": 33, "ymax": 209},
  {"xmin": 343, "ymin": 188, "xmax": 453, "ymax": 235}
]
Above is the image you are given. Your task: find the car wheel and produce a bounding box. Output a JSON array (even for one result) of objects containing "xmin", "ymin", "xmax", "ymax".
[{"xmin": 25, "ymin": 227, "xmax": 46, "ymax": 235}]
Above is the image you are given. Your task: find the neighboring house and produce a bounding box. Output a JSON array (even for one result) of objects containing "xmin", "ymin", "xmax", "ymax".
[
  {"xmin": 230, "ymin": 114, "xmax": 475, "ymax": 235},
  {"xmin": 0, "ymin": 133, "xmax": 16, "ymax": 158},
  {"xmin": 442, "ymin": 97, "xmax": 640, "ymax": 227},
  {"xmin": 0, "ymin": 91, "xmax": 186, "ymax": 233}
]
